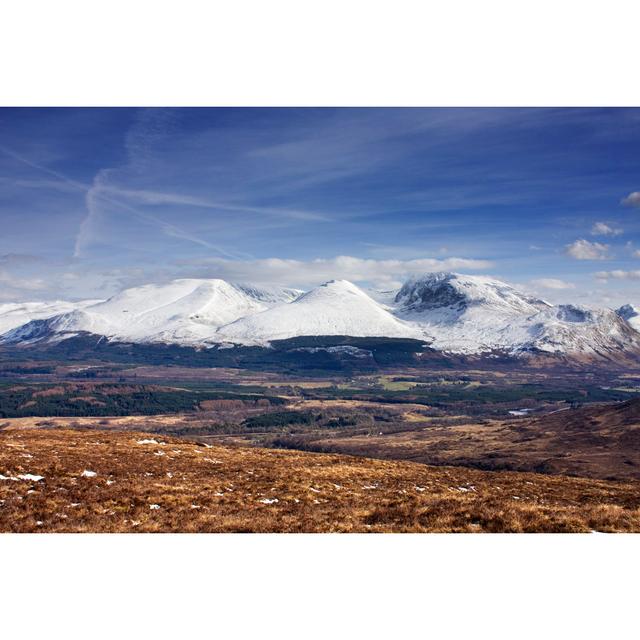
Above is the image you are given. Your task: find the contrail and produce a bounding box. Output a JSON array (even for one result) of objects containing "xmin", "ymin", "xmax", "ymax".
[{"xmin": 0, "ymin": 145, "xmax": 246, "ymax": 260}]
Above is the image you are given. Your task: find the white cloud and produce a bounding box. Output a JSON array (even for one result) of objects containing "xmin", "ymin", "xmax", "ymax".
[
  {"xmin": 565, "ymin": 239, "xmax": 609, "ymax": 260},
  {"xmin": 621, "ymin": 191, "xmax": 640, "ymax": 207},
  {"xmin": 530, "ymin": 278, "xmax": 575, "ymax": 290},
  {"xmin": 591, "ymin": 222, "xmax": 622, "ymax": 236},
  {"xmin": 0, "ymin": 269, "xmax": 47, "ymax": 295},
  {"xmin": 595, "ymin": 270, "xmax": 640, "ymax": 281},
  {"xmin": 186, "ymin": 255, "xmax": 494, "ymax": 289}
]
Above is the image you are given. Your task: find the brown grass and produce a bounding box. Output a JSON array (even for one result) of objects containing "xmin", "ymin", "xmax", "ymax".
[
  {"xmin": 1, "ymin": 428, "xmax": 640, "ymax": 533},
  {"xmin": 287, "ymin": 399, "xmax": 640, "ymax": 481}
]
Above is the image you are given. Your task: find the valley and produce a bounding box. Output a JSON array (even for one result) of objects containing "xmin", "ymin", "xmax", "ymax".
[{"xmin": 2, "ymin": 357, "xmax": 639, "ymax": 483}]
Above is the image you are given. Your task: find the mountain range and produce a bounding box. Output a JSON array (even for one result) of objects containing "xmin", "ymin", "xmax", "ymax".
[{"xmin": 2, "ymin": 272, "xmax": 639, "ymax": 364}]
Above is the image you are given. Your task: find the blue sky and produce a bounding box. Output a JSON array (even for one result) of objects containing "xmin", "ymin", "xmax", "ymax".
[{"xmin": 1, "ymin": 107, "xmax": 639, "ymax": 305}]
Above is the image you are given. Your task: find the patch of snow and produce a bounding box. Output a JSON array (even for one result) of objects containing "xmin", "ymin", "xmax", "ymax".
[
  {"xmin": 81, "ymin": 470, "xmax": 97, "ymax": 478},
  {"xmin": 17, "ymin": 473, "xmax": 44, "ymax": 482},
  {"xmin": 149, "ymin": 504, "xmax": 161, "ymax": 510},
  {"xmin": 258, "ymin": 498, "xmax": 279, "ymax": 504}
]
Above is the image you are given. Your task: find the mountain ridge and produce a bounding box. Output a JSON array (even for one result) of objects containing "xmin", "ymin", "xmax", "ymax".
[{"xmin": 2, "ymin": 272, "xmax": 639, "ymax": 363}]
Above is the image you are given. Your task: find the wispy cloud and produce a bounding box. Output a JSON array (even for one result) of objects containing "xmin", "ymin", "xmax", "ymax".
[
  {"xmin": 595, "ymin": 270, "xmax": 640, "ymax": 281},
  {"xmin": 102, "ymin": 186, "xmax": 331, "ymax": 222},
  {"xmin": 591, "ymin": 222, "xmax": 622, "ymax": 236},
  {"xmin": 0, "ymin": 269, "xmax": 46, "ymax": 292},
  {"xmin": 0, "ymin": 146, "xmax": 250, "ymax": 260},
  {"xmin": 74, "ymin": 174, "xmax": 248, "ymax": 260},
  {"xmin": 565, "ymin": 239, "xmax": 610, "ymax": 260}
]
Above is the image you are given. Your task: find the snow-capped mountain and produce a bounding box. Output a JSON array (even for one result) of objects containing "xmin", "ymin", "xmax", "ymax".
[
  {"xmin": 217, "ymin": 279, "xmax": 426, "ymax": 345},
  {"xmin": 2, "ymin": 272, "xmax": 640, "ymax": 363},
  {"xmin": 395, "ymin": 272, "xmax": 550, "ymax": 317},
  {"xmin": 0, "ymin": 299, "xmax": 102, "ymax": 334},
  {"xmin": 392, "ymin": 272, "xmax": 640, "ymax": 357},
  {"xmin": 3, "ymin": 279, "xmax": 300, "ymax": 346},
  {"xmin": 393, "ymin": 273, "xmax": 551, "ymax": 353}
]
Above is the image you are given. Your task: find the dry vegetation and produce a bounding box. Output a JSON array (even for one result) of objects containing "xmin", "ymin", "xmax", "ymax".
[
  {"xmin": 2, "ymin": 428, "xmax": 640, "ymax": 533},
  {"xmin": 270, "ymin": 398, "xmax": 640, "ymax": 481}
]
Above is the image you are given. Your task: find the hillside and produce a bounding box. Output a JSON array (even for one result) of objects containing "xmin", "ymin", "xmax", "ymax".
[
  {"xmin": 294, "ymin": 398, "xmax": 640, "ymax": 481},
  {"xmin": 1, "ymin": 428, "xmax": 639, "ymax": 532}
]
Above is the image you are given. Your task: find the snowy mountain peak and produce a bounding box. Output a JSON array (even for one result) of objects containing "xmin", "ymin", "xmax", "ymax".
[
  {"xmin": 217, "ymin": 279, "xmax": 425, "ymax": 345},
  {"xmin": 395, "ymin": 272, "xmax": 549, "ymax": 316},
  {"xmin": 298, "ymin": 279, "xmax": 371, "ymax": 300}
]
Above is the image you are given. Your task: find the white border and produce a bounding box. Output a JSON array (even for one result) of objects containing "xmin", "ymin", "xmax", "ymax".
[
  {"xmin": 2, "ymin": 534, "xmax": 639, "ymax": 639},
  {"xmin": 1, "ymin": 0, "xmax": 639, "ymax": 106}
]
